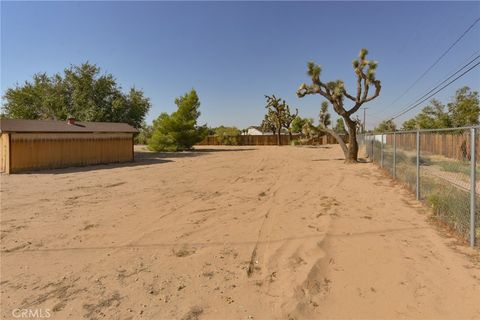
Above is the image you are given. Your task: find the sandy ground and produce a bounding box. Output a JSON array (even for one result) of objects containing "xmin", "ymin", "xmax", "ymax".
[{"xmin": 1, "ymin": 145, "xmax": 480, "ymax": 320}]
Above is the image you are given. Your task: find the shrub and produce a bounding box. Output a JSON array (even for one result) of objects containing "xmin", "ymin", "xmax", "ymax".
[{"xmin": 215, "ymin": 126, "xmax": 241, "ymax": 145}]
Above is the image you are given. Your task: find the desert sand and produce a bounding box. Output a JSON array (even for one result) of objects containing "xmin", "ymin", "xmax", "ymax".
[{"xmin": 1, "ymin": 145, "xmax": 479, "ymax": 320}]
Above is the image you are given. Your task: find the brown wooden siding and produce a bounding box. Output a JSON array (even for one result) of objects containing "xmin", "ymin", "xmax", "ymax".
[
  {"xmin": 8, "ymin": 132, "xmax": 133, "ymax": 173},
  {"xmin": 0, "ymin": 133, "xmax": 10, "ymax": 173}
]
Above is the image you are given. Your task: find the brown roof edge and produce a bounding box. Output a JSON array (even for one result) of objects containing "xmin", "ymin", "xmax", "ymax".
[{"xmin": 0, "ymin": 119, "xmax": 139, "ymax": 133}]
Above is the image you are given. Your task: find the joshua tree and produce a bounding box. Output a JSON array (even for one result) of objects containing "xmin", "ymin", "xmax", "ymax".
[
  {"xmin": 261, "ymin": 112, "xmax": 278, "ymax": 136},
  {"xmin": 319, "ymin": 101, "xmax": 331, "ymax": 128},
  {"xmin": 297, "ymin": 48, "xmax": 381, "ymax": 162},
  {"xmin": 302, "ymin": 120, "xmax": 317, "ymax": 140},
  {"xmin": 264, "ymin": 95, "xmax": 286, "ymax": 145},
  {"xmin": 262, "ymin": 95, "xmax": 298, "ymax": 145},
  {"xmin": 283, "ymin": 105, "xmax": 299, "ymax": 140}
]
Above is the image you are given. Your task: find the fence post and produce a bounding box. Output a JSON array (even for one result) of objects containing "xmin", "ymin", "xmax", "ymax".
[
  {"xmin": 371, "ymin": 137, "xmax": 374, "ymax": 162},
  {"xmin": 416, "ymin": 130, "xmax": 420, "ymax": 200},
  {"xmin": 393, "ymin": 132, "xmax": 396, "ymax": 179},
  {"xmin": 380, "ymin": 134, "xmax": 384, "ymax": 168},
  {"xmin": 471, "ymin": 127, "xmax": 477, "ymax": 247}
]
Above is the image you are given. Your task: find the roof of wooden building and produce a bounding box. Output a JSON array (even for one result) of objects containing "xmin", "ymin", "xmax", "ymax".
[{"xmin": 0, "ymin": 119, "xmax": 138, "ymax": 133}]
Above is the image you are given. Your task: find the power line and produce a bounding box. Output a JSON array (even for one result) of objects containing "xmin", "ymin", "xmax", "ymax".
[
  {"xmin": 387, "ymin": 53, "xmax": 480, "ymax": 119},
  {"xmin": 370, "ymin": 52, "xmax": 480, "ymax": 120},
  {"xmin": 411, "ymin": 54, "xmax": 480, "ymax": 104},
  {"xmin": 370, "ymin": 49, "xmax": 480, "ymax": 119},
  {"xmin": 381, "ymin": 17, "xmax": 480, "ymax": 113},
  {"xmin": 388, "ymin": 60, "xmax": 480, "ymax": 121}
]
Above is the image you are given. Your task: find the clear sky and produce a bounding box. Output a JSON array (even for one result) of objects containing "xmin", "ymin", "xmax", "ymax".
[{"xmin": 1, "ymin": 1, "xmax": 479, "ymax": 129}]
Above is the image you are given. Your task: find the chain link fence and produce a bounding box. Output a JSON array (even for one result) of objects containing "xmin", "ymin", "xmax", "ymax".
[{"xmin": 359, "ymin": 127, "xmax": 478, "ymax": 247}]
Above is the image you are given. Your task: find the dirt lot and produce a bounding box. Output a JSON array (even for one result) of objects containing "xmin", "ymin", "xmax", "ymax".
[{"xmin": 1, "ymin": 145, "xmax": 480, "ymax": 320}]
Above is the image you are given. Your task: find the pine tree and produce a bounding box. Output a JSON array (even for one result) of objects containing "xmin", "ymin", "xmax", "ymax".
[{"xmin": 148, "ymin": 89, "xmax": 207, "ymax": 151}]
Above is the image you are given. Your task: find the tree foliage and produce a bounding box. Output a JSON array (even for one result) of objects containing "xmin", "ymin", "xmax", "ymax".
[
  {"xmin": 148, "ymin": 89, "xmax": 207, "ymax": 152},
  {"xmin": 215, "ymin": 126, "xmax": 241, "ymax": 145},
  {"xmin": 291, "ymin": 116, "xmax": 312, "ymax": 133},
  {"xmin": 449, "ymin": 87, "xmax": 479, "ymax": 127},
  {"xmin": 297, "ymin": 48, "xmax": 382, "ymax": 162},
  {"xmin": 135, "ymin": 122, "xmax": 153, "ymax": 145},
  {"xmin": 2, "ymin": 62, "xmax": 150, "ymax": 128},
  {"xmin": 374, "ymin": 119, "xmax": 397, "ymax": 133},
  {"xmin": 402, "ymin": 87, "xmax": 479, "ymax": 130}
]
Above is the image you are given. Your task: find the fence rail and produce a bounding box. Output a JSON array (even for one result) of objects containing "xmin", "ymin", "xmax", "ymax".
[
  {"xmin": 359, "ymin": 127, "xmax": 478, "ymax": 247},
  {"xmin": 198, "ymin": 134, "xmax": 344, "ymax": 146}
]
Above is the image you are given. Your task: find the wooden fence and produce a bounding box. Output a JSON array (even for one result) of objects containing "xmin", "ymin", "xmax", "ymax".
[
  {"xmin": 385, "ymin": 131, "xmax": 476, "ymax": 161},
  {"xmin": 197, "ymin": 134, "xmax": 343, "ymax": 146}
]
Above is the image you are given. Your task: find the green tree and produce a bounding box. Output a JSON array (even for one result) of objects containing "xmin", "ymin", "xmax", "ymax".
[
  {"xmin": 448, "ymin": 86, "xmax": 479, "ymax": 127},
  {"xmin": 374, "ymin": 119, "xmax": 396, "ymax": 132},
  {"xmin": 291, "ymin": 116, "xmax": 312, "ymax": 133},
  {"xmin": 297, "ymin": 48, "xmax": 382, "ymax": 162},
  {"xmin": 135, "ymin": 122, "xmax": 153, "ymax": 145},
  {"xmin": 148, "ymin": 89, "xmax": 207, "ymax": 151},
  {"xmin": 402, "ymin": 99, "xmax": 451, "ymax": 130},
  {"xmin": 215, "ymin": 126, "xmax": 241, "ymax": 145},
  {"xmin": 401, "ymin": 87, "xmax": 479, "ymax": 130},
  {"xmin": 2, "ymin": 62, "xmax": 150, "ymax": 128},
  {"xmin": 402, "ymin": 118, "xmax": 417, "ymax": 131}
]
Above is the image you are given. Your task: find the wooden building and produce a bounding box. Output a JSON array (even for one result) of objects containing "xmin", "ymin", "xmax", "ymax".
[{"xmin": 0, "ymin": 118, "xmax": 138, "ymax": 173}]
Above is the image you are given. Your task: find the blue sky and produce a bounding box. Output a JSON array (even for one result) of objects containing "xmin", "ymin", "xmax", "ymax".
[{"xmin": 1, "ymin": 1, "xmax": 479, "ymax": 129}]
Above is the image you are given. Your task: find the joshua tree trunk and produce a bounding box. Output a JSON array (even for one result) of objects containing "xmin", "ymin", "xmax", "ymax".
[
  {"xmin": 277, "ymin": 127, "xmax": 281, "ymax": 146},
  {"xmin": 344, "ymin": 116, "xmax": 358, "ymax": 162}
]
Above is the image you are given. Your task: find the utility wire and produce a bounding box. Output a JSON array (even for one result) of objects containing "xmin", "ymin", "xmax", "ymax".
[
  {"xmin": 370, "ymin": 51, "xmax": 480, "ymax": 120},
  {"xmin": 382, "ymin": 17, "xmax": 480, "ymax": 112},
  {"xmin": 411, "ymin": 54, "xmax": 480, "ymax": 104},
  {"xmin": 388, "ymin": 60, "xmax": 480, "ymax": 121},
  {"xmin": 387, "ymin": 53, "xmax": 480, "ymax": 119},
  {"xmin": 370, "ymin": 50, "xmax": 480, "ymax": 118}
]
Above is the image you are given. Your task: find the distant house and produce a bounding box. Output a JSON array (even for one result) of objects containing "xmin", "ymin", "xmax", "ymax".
[
  {"xmin": 244, "ymin": 126, "xmax": 291, "ymax": 136},
  {"xmin": 245, "ymin": 126, "xmax": 264, "ymax": 135},
  {"xmin": 0, "ymin": 118, "xmax": 138, "ymax": 173}
]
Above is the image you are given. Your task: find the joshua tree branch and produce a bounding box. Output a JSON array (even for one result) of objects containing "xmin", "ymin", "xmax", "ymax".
[
  {"xmin": 362, "ymin": 80, "xmax": 381, "ymax": 103},
  {"xmin": 344, "ymin": 91, "xmax": 357, "ymax": 102},
  {"xmin": 318, "ymin": 125, "xmax": 348, "ymax": 155}
]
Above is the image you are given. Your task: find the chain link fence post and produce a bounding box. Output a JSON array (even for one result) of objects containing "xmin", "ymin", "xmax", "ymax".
[
  {"xmin": 380, "ymin": 134, "xmax": 384, "ymax": 168},
  {"xmin": 371, "ymin": 137, "xmax": 374, "ymax": 162},
  {"xmin": 416, "ymin": 130, "xmax": 420, "ymax": 200},
  {"xmin": 393, "ymin": 132, "xmax": 396, "ymax": 179},
  {"xmin": 471, "ymin": 127, "xmax": 477, "ymax": 247}
]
